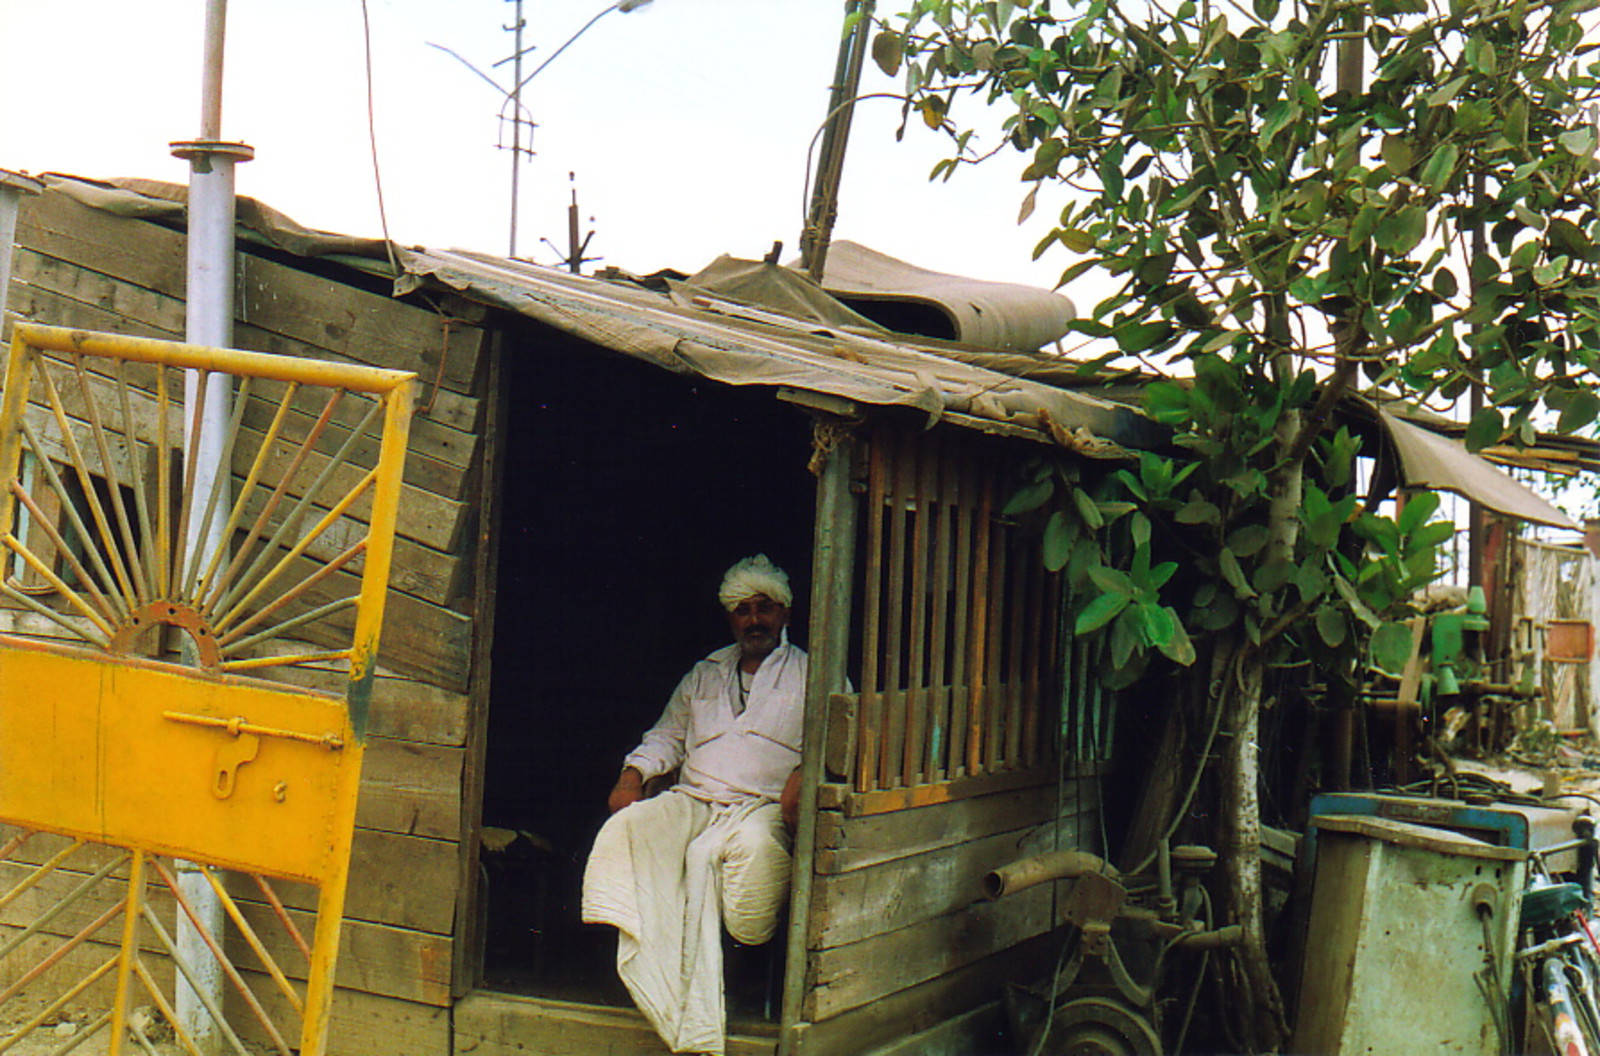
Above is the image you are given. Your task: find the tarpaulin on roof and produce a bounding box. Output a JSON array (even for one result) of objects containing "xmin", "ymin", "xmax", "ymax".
[
  {"xmin": 806, "ymin": 240, "xmax": 1077, "ymax": 353},
  {"xmin": 675, "ymin": 256, "xmax": 887, "ymax": 334},
  {"xmin": 394, "ymin": 246, "xmax": 1164, "ymax": 450},
  {"xmin": 30, "ymin": 175, "xmax": 1153, "ymax": 450},
  {"xmin": 44, "ymin": 174, "xmax": 392, "ymax": 260},
  {"xmin": 1379, "ymin": 409, "xmax": 1579, "ymax": 529}
]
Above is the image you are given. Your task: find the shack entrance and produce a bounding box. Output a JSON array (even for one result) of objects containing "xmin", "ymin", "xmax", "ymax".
[{"xmin": 477, "ymin": 326, "xmax": 818, "ymax": 1012}]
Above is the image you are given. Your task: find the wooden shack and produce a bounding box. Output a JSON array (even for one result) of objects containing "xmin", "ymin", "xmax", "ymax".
[{"xmin": 1, "ymin": 174, "xmax": 1166, "ymax": 1055}]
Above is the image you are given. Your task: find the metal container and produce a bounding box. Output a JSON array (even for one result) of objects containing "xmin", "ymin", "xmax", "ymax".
[{"xmin": 1291, "ymin": 812, "xmax": 1526, "ymax": 1055}]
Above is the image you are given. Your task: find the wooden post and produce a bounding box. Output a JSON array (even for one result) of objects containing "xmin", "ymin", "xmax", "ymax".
[
  {"xmin": 780, "ymin": 419, "xmax": 859, "ymax": 1055},
  {"xmin": 452, "ymin": 331, "xmax": 507, "ymax": 996}
]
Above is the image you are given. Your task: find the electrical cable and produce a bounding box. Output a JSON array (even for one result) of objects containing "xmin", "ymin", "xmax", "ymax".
[{"xmin": 358, "ymin": 0, "xmax": 401, "ymax": 279}]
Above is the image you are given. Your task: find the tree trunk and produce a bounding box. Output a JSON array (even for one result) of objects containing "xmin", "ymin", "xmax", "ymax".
[
  {"xmin": 1220, "ymin": 388, "xmax": 1300, "ymax": 1052},
  {"xmin": 1221, "ymin": 638, "xmax": 1290, "ymax": 1052}
]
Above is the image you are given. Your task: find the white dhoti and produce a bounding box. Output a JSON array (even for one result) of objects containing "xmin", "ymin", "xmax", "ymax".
[{"xmin": 581, "ymin": 790, "xmax": 792, "ymax": 1055}]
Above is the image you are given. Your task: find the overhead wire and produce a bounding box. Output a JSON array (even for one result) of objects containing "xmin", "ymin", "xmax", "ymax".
[{"xmin": 358, "ymin": 0, "xmax": 401, "ymax": 279}]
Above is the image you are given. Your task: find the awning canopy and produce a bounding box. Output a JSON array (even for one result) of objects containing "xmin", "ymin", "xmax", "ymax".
[{"xmin": 1379, "ymin": 409, "xmax": 1579, "ymax": 530}]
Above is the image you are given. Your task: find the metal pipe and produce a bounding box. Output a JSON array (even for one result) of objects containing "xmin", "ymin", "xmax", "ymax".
[
  {"xmin": 169, "ymin": 1, "xmax": 253, "ymax": 1048},
  {"xmin": 982, "ymin": 850, "xmax": 1116, "ymax": 901}
]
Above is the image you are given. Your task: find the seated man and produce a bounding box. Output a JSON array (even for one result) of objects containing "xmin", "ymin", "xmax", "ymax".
[{"xmin": 582, "ymin": 555, "xmax": 805, "ymax": 1056}]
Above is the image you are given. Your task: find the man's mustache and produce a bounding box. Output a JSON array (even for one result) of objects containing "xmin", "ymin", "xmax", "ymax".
[{"xmin": 740, "ymin": 624, "xmax": 773, "ymax": 636}]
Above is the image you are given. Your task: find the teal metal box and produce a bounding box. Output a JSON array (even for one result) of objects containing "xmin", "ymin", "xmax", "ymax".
[{"xmin": 1291, "ymin": 814, "xmax": 1525, "ymax": 1055}]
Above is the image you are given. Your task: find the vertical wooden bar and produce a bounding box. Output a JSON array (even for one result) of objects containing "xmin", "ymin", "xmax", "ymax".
[
  {"xmin": 1022, "ymin": 570, "xmax": 1057, "ymax": 766},
  {"xmin": 984, "ymin": 508, "xmax": 1008, "ymax": 773},
  {"xmin": 925, "ymin": 434, "xmax": 955, "ymax": 782},
  {"xmin": 966, "ymin": 464, "xmax": 995, "ymax": 776},
  {"xmin": 453, "ymin": 334, "xmax": 507, "ymax": 999},
  {"xmin": 855, "ymin": 433, "xmax": 888, "ymax": 793},
  {"xmin": 903, "ymin": 436, "xmax": 935, "ymax": 785},
  {"xmin": 879, "ymin": 431, "xmax": 911, "ymax": 789},
  {"xmin": 1004, "ymin": 529, "xmax": 1029, "ymax": 769},
  {"xmin": 780, "ymin": 422, "xmax": 859, "ymax": 1056},
  {"xmin": 948, "ymin": 451, "xmax": 976, "ymax": 778}
]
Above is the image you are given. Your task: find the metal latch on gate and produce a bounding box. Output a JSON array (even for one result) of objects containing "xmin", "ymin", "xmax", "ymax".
[{"xmin": 162, "ymin": 711, "xmax": 346, "ymax": 799}]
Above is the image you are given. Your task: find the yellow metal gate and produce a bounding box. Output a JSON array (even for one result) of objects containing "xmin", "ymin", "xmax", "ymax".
[{"xmin": 0, "ymin": 323, "xmax": 414, "ymax": 1055}]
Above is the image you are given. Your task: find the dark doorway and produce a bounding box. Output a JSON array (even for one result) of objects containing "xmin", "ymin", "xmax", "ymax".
[{"xmin": 479, "ymin": 327, "xmax": 817, "ymax": 1009}]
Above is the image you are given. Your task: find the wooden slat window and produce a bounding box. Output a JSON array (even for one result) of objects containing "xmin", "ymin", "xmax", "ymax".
[{"xmin": 850, "ymin": 427, "xmax": 1061, "ymax": 792}]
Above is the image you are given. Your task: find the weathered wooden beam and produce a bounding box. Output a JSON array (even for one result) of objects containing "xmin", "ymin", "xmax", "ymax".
[
  {"xmin": 815, "ymin": 764, "xmax": 1060, "ymax": 819},
  {"xmin": 780, "ymin": 420, "xmax": 859, "ymax": 1056},
  {"xmin": 453, "ymin": 331, "xmax": 508, "ymax": 998},
  {"xmin": 787, "ymin": 933, "xmax": 1057, "ymax": 1054},
  {"xmin": 803, "ymin": 881, "xmax": 1068, "ymax": 1021},
  {"xmin": 809, "ymin": 823, "xmax": 1076, "ymax": 950},
  {"xmin": 454, "ymin": 992, "xmax": 778, "ymax": 1056},
  {"xmin": 357, "ymin": 737, "xmax": 465, "ymax": 842},
  {"xmin": 263, "ymin": 662, "xmax": 469, "ymax": 747},
  {"xmin": 813, "ymin": 777, "xmax": 1098, "ymax": 874}
]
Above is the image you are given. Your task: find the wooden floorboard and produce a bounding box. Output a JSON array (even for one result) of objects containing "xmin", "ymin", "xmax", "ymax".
[{"xmin": 453, "ymin": 990, "xmax": 778, "ymax": 1056}]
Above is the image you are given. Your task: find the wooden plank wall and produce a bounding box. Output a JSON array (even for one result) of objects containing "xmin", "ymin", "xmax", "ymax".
[
  {"xmin": 1, "ymin": 185, "xmax": 486, "ymax": 1054},
  {"xmin": 791, "ymin": 425, "xmax": 1100, "ymax": 1054},
  {"xmin": 793, "ymin": 774, "xmax": 1099, "ymax": 1055}
]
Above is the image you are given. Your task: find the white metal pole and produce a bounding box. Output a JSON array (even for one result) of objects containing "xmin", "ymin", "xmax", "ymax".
[{"xmin": 170, "ymin": 0, "xmax": 252, "ymax": 1049}]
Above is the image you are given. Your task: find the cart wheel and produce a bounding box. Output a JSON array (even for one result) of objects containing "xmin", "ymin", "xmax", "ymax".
[{"xmin": 1044, "ymin": 996, "xmax": 1163, "ymax": 1056}]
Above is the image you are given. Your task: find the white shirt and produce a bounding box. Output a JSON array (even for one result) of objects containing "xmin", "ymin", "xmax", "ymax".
[{"xmin": 623, "ymin": 634, "xmax": 807, "ymax": 804}]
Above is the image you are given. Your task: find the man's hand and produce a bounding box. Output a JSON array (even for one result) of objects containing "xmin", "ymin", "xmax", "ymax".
[
  {"xmin": 608, "ymin": 767, "xmax": 645, "ymax": 814},
  {"xmin": 781, "ymin": 767, "xmax": 804, "ymax": 831}
]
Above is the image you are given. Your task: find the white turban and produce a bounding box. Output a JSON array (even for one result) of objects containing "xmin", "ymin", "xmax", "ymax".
[{"xmin": 718, "ymin": 554, "xmax": 793, "ymax": 612}]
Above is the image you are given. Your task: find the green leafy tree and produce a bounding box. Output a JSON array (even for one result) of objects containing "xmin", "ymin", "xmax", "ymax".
[{"xmin": 879, "ymin": 0, "xmax": 1600, "ymax": 1047}]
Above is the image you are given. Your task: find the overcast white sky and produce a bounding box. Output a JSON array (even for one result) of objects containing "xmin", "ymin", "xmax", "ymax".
[{"xmin": 0, "ymin": 0, "xmax": 1078, "ymax": 292}]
